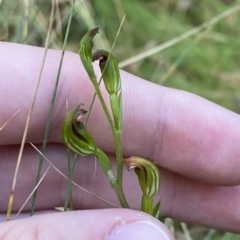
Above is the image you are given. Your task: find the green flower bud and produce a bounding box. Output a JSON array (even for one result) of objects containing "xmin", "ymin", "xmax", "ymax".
[
  {"xmin": 125, "ymin": 156, "xmax": 160, "ymax": 198},
  {"xmin": 92, "ymin": 49, "xmax": 121, "ymax": 95},
  {"xmin": 92, "ymin": 49, "xmax": 122, "ymax": 130},
  {"xmin": 79, "ymin": 27, "xmax": 99, "ymax": 80},
  {"xmin": 62, "ymin": 104, "xmax": 97, "ymax": 156},
  {"xmin": 62, "ymin": 105, "xmax": 120, "ymax": 200}
]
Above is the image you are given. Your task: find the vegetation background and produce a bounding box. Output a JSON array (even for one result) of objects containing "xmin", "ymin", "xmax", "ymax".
[{"xmin": 1, "ymin": 0, "xmax": 240, "ymax": 239}]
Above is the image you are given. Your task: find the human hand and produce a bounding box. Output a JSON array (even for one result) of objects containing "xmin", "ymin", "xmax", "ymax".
[{"xmin": 0, "ymin": 42, "xmax": 240, "ymax": 238}]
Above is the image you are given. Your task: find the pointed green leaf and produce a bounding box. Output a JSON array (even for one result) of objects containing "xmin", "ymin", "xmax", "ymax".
[{"xmin": 153, "ymin": 201, "xmax": 161, "ymax": 218}]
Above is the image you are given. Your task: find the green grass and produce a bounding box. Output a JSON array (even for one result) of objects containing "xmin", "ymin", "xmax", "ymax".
[{"xmin": 1, "ymin": 0, "xmax": 240, "ymax": 239}]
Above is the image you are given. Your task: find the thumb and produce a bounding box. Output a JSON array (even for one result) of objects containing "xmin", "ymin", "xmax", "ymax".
[{"xmin": 1, "ymin": 209, "xmax": 174, "ymax": 240}]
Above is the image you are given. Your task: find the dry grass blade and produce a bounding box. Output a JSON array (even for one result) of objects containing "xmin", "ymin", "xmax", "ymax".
[
  {"xmin": 30, "ymin": 143, "xmax": 119, "ymax": 208},
  {"xmin": 14, "ymin": 165, "xmax": 51, "ymax": 219},
  {"xmin": 159, "ymin": 26, "xmax": 213, "ymax": 85},
  {"xmin": 22, "ymin": 0, "xmax": 29, "ymax": 41},
  {"xmin": 0, "ymin": 109, "xmax": 20, "ymax": 131},
  {"xmin": 26, "ymin": 2, "xmax": 61, "ymax": 48},
  {"xmin": 6, "ymin": 0, "xmax": 55, "ymax": 221},
  {"xmin": 55, "ymin": 0, "xmax": 63, "ymax": 41},
  {"xmin": 119, "ymin": 3, "xmax": 240, "ymax": 68},
  {"xmin": 180, "ymin": 222, "xmax": 192, "ymax": 240},
  {"xmin": 73, "ymin": 0, "xmax": 109, "ymax": 50}
]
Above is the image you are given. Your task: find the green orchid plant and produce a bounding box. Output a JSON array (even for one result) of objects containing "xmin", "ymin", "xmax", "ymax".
[{"xmin": 62, "ymin": 27, "xmax": 161, "ymax": 218}]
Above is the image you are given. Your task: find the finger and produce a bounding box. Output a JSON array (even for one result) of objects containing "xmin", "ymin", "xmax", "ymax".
[
  {"xmin": 0, "ymin": 209, "xmax": 174, "ymax": 240},
  {"xmin": 0, "ymin": 42, "xmax": 99, "ymax": 144},
  {"xmin": 0, "ymin": 143, "xmax": 141, "ymax": 211},
  {"xmin": 159, "ymin": 169, "xmax": 240, "ymax": 233},
  {"xmin": 1, "ymin": 144, "xmax": 240, "ymax": 232},
  {"xmin": 1, "ymin": 42, "xmax": 240, "ymax": 185}
]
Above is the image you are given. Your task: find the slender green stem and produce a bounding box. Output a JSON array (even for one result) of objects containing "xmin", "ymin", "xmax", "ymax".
[
  {"xmin": 66, "ymin": 150, "xmax": 77, "ymax": 210},
  {"xmin": 114, "ymin": 131, "xmax": 123, "ymax": 186},
  {"xmin": 92, "ymin": 80, "xmax": 114, "ymax": 135},
  {"xmin": 95, "ymin": 148, "xmax": 129, "ymax": 208},
  {"xmin": 64, "ymin": 155, "xmax": 78, "ymax": 211},
  {"xmin": 91, "ymin": 81, "xmax": 128, "ymax": 207},
  {"xmin": 66, "ymin": 148, "xmax": 71, "ymax": 210},
  {"xmin": 141, "ymin": 195, "xmax": 153, "ymax": 215},
  {"xmin": 110, "ymin": 92, "xmax": 123, "ymax": 188}
]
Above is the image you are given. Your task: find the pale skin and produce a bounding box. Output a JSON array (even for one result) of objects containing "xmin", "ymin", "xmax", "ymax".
[{"xmin": 0, "ymin": 42, "xmax": 240, "ymax": 239}]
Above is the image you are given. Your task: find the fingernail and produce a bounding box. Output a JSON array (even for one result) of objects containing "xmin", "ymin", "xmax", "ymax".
[{"xmin": 108, "ymin": 220, "xmax": 171, "ymax": 240}]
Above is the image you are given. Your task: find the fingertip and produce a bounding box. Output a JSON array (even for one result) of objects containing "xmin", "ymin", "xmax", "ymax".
[
  {"xmin": 0, "ymin": 209, "xmax": 174, "ymax": 240},
  {"xmin": 108, "ymin": 219, "xmax": 174, "ymax": 240}
]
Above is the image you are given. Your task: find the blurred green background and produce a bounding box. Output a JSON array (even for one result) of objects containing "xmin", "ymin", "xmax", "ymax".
[{"xmin": 1, "ymin": 0, "xmax": 240, "ymax": 239}]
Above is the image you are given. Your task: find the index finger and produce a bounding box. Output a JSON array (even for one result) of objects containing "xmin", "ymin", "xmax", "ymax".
[{"xmin": 1, "ymin": 42, "xmax": 240, "ymax": 185}]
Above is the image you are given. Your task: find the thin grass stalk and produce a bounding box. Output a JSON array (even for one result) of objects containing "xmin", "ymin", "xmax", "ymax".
[
  {"xmin": 3, "ymin": 0, "xmax": 10, "ymax": 40},
  {"xmin": 64, "ymin": 154, "xmax": 78, "ymax": 211},
  {"xmin": 119, "ymin": 2, "xmax": 240, "ymax": 68},
  {"xmin": 27, "ymin": 1, "xmax": 61, "ymax": 48},
  {"xmin": 159, "ymin": 26, "xmax": 213, "ymax": 85},
  {"xmin": 65, "ymin": 100, "xmax": 74, "ymax": 209},
  {"xmin": 74, "ymin": 0, "xmax": 109, "ymax": 50},
  {"xmin": 22, "ymin": 0, "xmax": 29, "ymax": 42},
  {"xmin": 6, "ymin": 0, "xmax": 55, "ymax": 221},
  {"xmin": 180, "ymin": 222, "xmax": 192, "ymax": 240},
  {"xmin": 0, "ymin": 109, "xmax": 20, "ymax": 131},
  {"xmin": 14, "ymin": 164, "xmax": 51, "ymax": 220},
  {"xmin": 30, "ymin": 143, "xmax": 119, "ymax": 208},
  {"xmin": 66, "ymin": 149, "xmax": 75, "ymax": 210},
  {"xmin": 30, "ymin": 0, "xmax": 76, "ymax": 216}
]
